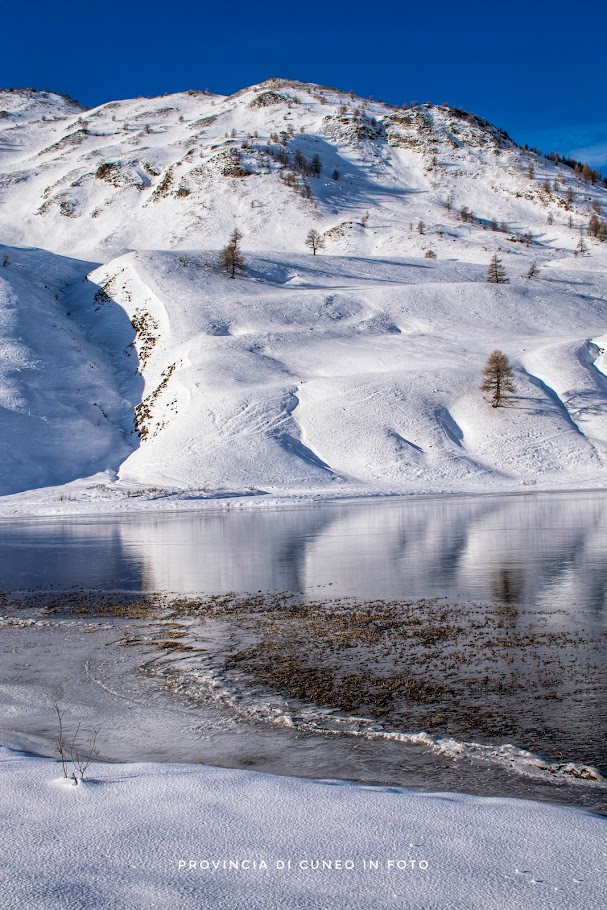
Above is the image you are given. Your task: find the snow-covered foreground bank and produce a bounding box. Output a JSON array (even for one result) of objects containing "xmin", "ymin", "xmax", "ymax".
[{"xmin": 0, "ymin": 746, "xmax": 605, "ymax": 910}]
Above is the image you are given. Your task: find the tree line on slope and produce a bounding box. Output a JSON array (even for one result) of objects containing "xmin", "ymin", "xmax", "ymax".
[{"xmin": 218, "ymin": 235, "xmax": 564, "ymax": 287}]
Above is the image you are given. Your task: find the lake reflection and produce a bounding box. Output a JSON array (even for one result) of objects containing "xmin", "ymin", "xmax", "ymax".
[{"xmin": 1, "ymin": 492, "xmax": 606, "ymax": 626}]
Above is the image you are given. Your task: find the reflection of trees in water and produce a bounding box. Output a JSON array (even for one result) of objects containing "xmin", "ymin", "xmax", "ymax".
[
  {"xmin": 2, "ymin": 495, "xmax": 607, "ymax": 615},
  {"xmin": 491, "ymin": 565, "xmax": 524, "ymax": 606}
]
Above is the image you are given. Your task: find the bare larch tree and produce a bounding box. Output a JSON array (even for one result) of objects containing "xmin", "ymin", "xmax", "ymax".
[
  {"xmin": 220, "ymin": 228, "xmax": 245, "ymax": 278},
  {"xmin": 306, "ymin": 229, "xmax": 325, "ymax": 255},
  {"xmin": 480, "ymin": 350, "xmax": 516, "ymax": 408},
  {"xmin": 486, "ymin": 253, "xmax": 509, "ymax": 284}
]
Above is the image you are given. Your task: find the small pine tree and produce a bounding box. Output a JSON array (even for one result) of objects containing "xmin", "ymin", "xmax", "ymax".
[
  {"xmin": 306, "ymin": 229, "xmax": 325, "ymax": 255},
  {"xmin": 310, "ymin": 154, "xmax": 322, "ymax": 177},
  {"xmin": 480, "ymin": 350, "xmax": 516, "ymax": 408},
  {"xmin": 575, "ymin": 234, "xmax": 588, "ymax": 257},
  {"xmin": 486, "ymin": 254, "xmax": 509, "ymax": 284},
  {"xmin": 332, "ymin": 167, "xmax": 340, "ymax": 181},
  {"xmin": 220, "ymin": 228, "xmax": 244, "ymax": 278},
  {"xmin": 417, "ymin": 220, "xmax": 425, "ymax": 235},
  {"xmin": 526, "ymin": 261, "xmax": 539, "ymax": 279}
]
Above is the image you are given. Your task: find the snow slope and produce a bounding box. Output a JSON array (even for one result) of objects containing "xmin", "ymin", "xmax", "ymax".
[
  {"xmin": 1, "ymin": 80, "xmax": 606, "ymax": 504},
  {"xmin": 0, "ymin": 246, "xmax": 140, "ymax": 493},
  {"xmin": 1, "ymin": 745, "xmax": 605, "ymax": 910}
]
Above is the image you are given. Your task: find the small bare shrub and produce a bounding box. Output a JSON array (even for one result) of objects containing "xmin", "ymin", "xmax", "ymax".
[{"xmin": 54, "ymin": 703, "xmax": 100, "ymax": 784}]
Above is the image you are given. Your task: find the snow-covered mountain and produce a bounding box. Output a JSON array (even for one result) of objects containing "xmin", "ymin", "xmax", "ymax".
[{"xmin": 1, "ymin": 79, "xmax": 606, "ymax": 507}]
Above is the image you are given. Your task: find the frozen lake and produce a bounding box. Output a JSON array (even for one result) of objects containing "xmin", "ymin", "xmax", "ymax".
[{"xmin": 0, "ymin": 491, "xmax": 606, "ymax": 814}]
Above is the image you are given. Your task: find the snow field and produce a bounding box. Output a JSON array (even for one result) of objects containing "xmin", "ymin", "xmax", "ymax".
[{"xmin": 1, "ymin": 746, "xmax": 605, "ymax": 910}]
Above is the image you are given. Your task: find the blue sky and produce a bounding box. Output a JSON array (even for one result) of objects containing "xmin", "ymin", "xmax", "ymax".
[{"xmin": 2, "ymin": 0, "xmax": 606, "ymax": 169}]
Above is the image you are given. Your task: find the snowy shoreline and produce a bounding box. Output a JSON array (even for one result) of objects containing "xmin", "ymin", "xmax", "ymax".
[
  {"xmin": 0, "ymin": 474, "xmax": 606, "ymax": 519},
  {"xmin": 1, "ymin": 743, "xmax": 605, "ymax": 909}
]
